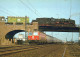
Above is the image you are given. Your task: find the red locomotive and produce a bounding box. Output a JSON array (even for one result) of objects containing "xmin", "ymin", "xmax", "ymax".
[
  {"xmin": 28, "ymin": 31, "xmax": 46, "ymax": 44},
  {"xmin": 28, "ymin": 32, "xmax": 39, "ymax": 40},
  {"xmin": 28, "ymin": 31, "xmax": 62, "ymax": 44}
]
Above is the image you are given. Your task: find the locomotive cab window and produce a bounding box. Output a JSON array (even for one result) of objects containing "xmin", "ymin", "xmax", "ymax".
[
  {"xmin": 29, "ymin": 32, "xmax": 33, "ymax": 35},
  {"xmin": 33, "ymin": 32, "xmax": 38, "ymax": 35}
]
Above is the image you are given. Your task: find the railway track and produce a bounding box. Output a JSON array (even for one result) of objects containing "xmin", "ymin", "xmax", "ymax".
[
  {"xmin": 0, "ymin": 44, "xmax": 51, "ymax": 56},
  {"xmin": 37, "ymin": 44, "xmax": 65, "ymax": 57},
  {"xmin": 0, "ymin": 44, "xmax": 66, "ymax": 57},
  {"xmin": 68, "ymin": 44, "xmax": 80, "ymax": 57},
  {"xmin": 0, "ymin": 45, "xmax": 31, "ymax": 52},
  {"xmin": 0, "ymin": 47, "xmax": 37, "ymax": 56},
  {"xmin": 41, "ymin": 47, "xmax": 61, "ymax": 57},
  {"xmin": 1, "ymin": 44, "xmax": 80, "ymax": 57}
]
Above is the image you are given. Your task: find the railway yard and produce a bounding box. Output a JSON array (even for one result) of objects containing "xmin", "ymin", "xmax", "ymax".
[
  {"xmin": 0, "ymin": 0, "xmax": 80, "ymax": 57},
  {"xmin": 0, "ymin": 44, "xmax": 79, "ymax": 57}
]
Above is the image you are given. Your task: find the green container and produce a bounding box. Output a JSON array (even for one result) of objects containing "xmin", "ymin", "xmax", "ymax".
[
  {"xmin": 8, "ymin": 17, "xmax": 16, "ymax": 23},
  {"xmin": 27, "ymin": 17, "xmax": 29, "ymax": 23},
  {"xmin": 7, "ymin": 16, "xmax": 29, "ymax": 23},
  {"xmin": 16, "ymin": 17, "xmax": 25, "ymax": 23}
]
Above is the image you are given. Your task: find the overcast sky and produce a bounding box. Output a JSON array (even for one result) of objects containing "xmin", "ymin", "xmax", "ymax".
[{"xmin": 0, "ymin": 0, "xmax": 80, "ymax": 41}]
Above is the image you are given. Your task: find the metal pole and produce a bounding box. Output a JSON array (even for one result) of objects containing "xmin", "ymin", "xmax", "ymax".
[
  {"xmin": 70, "ymin": 0, "xmax": 72, "ymax": 19},
  {"xmin": 66, "ymin": 37, "xmax": 67, "ymax": 43},
  {"xmin": 78, "ymin": 17, "xmax": 80, "ymax": 45},
  {"xmin": 79, "ymin": 28, "xmax": 80, "ymax": 45},
  {"xmin": 25, "ymin": 16, "xmax": 27, "ymax": 41},
  {"xmin": 56, "ymin": 14, "xmax": 59, "ymax": 19},
  {"xmin": 51, "ymin": 32, "xmax": 53, "ymax": 37},
  {"xmin": 72, "ymin": 32, "xmax": 73, "ymax": 43}
]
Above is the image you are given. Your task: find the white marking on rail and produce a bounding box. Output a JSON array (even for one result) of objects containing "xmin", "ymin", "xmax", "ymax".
[{"xmin": 62, "ymin": 47, "xmax": 67, "ymax": 57}]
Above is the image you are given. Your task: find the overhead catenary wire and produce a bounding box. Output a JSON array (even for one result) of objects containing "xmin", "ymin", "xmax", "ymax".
[
  {"xmin": 0, "ymin": 6, "xmax": 18, "ymax": 16},
  {"xmin": 19, "ymin": 0, "xmax": 41, "ymax": 17},
  {"xmin": 71, "ymin": 13, "xmax": 80, "ymax": 17},
  {"xmin": 27, "ymin": 0, "xmax": 42, "ymax": 17},
  {"xmin": 0, "ymin": 9, "xmax": 11, "ymax": 16},
  {"xmin": 69, "ymin": 0, "xmax": 72, "ymax": 19}
]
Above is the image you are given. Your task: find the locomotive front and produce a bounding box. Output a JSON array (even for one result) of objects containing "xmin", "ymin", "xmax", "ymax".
[
  {"xmin": 28, "ymin": 32, "xmax": 39, "ymax": 44},
  {"xmin": 28, "ymin": 31, "xmax": 47, "ymax": 44}
]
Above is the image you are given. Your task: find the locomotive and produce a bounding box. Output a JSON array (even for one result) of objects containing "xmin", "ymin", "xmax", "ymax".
[
  {"xmin": 28, "ymin": 31, "xmax": 62, "ymax": 44},
  {"xmin": 32, "ymin": 18, "xmax": 75, "ymax": 27}
]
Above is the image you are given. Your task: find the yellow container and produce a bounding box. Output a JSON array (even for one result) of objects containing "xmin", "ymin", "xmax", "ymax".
[{"xmin": 7, "ymin": 16, "xmax": 29, "ymax": 23}]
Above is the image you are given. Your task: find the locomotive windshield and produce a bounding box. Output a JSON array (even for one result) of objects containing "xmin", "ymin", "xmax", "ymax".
[
  {"xmin": 29, "ymin": 32, "xmax": 32, "ymax": 35},
  {"xmin": 33, "ymin": 32, "xmax": 38, "ymax": 35}
]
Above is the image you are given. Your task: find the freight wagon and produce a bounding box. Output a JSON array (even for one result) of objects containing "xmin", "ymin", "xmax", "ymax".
[{"xmin": 28, "ymin": 31, "xmax": 62, "ymax": 44}]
